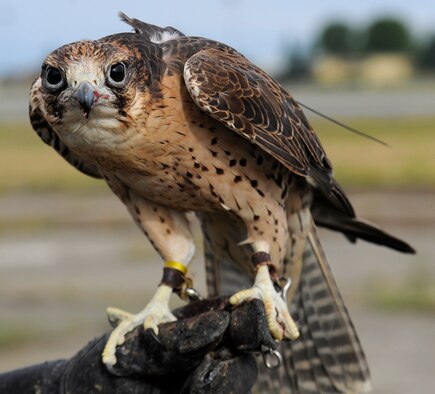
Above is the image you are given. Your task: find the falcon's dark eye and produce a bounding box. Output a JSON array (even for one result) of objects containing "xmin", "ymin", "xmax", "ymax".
[
  {"xmin": 43, "ymin": 67, "xmax": 66, "ymax": 93},
  {"xmin": 110, "ymin": 63, "xmax": 125, "ymax": 82},
  {"xmin": 47, "ymin": 67, "xmax": 62, "ymax": 85},
  {"xmin": 107, "ymin": 62, "xmax": 127, "ymax": 87}
]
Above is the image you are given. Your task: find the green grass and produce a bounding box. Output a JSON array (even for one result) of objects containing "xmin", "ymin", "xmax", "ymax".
[
  {"xmin": 0, "ymin": 117, "xmax": 434, "ymax": 192},
  {"xmin": 0, "ymin": 122, "xmax": 104, "ymax": 193},
  {"xmin": 0, "ymin": 325, "xmax": 40, "ymax": 349},
  {"xmin": 366, "ymin": 265, "xmax": 435, "ymax": 314},
  {"xmin": 312, "ymin": 116, "xmax": 435, "ymax": 188}
]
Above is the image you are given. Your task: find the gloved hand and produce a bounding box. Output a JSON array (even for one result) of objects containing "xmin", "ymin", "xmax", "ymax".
[{"xmin": 0, "ymin": 298, "xmax": 277, "ymax": 394}]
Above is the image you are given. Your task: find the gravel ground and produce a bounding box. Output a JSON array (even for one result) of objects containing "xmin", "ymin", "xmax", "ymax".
[{"xmin": 0, "ymin": 191, "xmax": 434, "ymax": 393}]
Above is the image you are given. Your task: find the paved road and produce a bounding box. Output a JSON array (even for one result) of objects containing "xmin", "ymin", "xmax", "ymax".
[
  {"xmin": 291, "ymin": 87, "xmax": 435, "ymax": 118},
  {"xmin": 2, "ymin": 82, "xmax": 435, "ymax": 122},
  {"xmin": 0, "ymin": 191, "xmax": 434, "ymax": 393}
]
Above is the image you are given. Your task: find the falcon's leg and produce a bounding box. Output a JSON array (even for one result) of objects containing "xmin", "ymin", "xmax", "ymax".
[
  {"xmin": 229, "ymin": 186, "xmax": 312, "ymax": 342},
  {"xmin": 229, "ymin": 243, "xmax": 300, "ymax": 341},
  {"xmin": 102, "ymin": 185, "xmax": 195, "ymax": 370}
]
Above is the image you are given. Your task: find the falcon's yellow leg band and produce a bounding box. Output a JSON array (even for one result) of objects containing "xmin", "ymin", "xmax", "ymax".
[{"xmin": 164, "ymin": 260, "xmax": 188, "ymax": 275}]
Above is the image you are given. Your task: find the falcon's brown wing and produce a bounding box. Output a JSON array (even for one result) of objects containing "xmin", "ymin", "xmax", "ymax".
[
  {"xmin": 183, "ymin": 47, "xmax": 332, "ymax": 180},
  {"xmin": 29, "ymin": 79, "xmax": 102, "ymax": 179}
]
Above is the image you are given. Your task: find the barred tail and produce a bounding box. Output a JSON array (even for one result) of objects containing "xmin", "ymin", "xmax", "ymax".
[
  {"xmin": 256, "ymin": 227, "xmax": 371, "ymax": 393},
  {"xmin": 200, "ymin": 212, "xmax": 371, "ymax": 393}
]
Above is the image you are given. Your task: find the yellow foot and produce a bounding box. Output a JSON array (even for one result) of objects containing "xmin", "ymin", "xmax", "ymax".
[
  {"xmin": 102, "ymin": 285, "xmax": 176, "ymax": 370},
  {"xmin": 229, "ymin": 265, "xmax": 299, "ymax": 341}
]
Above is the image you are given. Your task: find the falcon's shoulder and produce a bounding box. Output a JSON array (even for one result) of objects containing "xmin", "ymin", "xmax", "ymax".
[
  {"xmin": 29, "ymin": 78, "xmax": 102, "ymax": 179},
  {"xmin": 182, "ymin": 46, "xmax": 332, "ymax": 181}
]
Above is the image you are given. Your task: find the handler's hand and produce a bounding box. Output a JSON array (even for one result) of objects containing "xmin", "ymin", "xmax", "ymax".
[{"xmin": 0, "ymin": 298, "xmax": 276, "ymax": 393}]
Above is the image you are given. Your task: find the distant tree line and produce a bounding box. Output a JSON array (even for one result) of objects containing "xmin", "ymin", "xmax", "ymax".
[
  {"xmin": 282, "ymin": 17, "xmax": 435, "ymax": 80},
  {"xmin": 318, "ymin": 19, "xmax": 411, "ymax": 55}
]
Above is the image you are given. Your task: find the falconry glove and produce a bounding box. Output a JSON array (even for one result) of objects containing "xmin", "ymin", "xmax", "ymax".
[{"xmin": 0, "ymin": 298, "xmax": 275, "ymax": 394}]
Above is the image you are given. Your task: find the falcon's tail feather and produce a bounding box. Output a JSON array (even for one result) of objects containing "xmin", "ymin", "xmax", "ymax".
[
  {"xmin": 257, "ymin": 228, "xmax": 371, "ymax": 393},
  {"xmin": 200, "ymin": 212, "xmax": 371, "ymax": 393},
  {"xmin": 315, "ymin": 215, "xmax": 416, "ymax": 253},
  {"xmin": 311, "ymin": 185, "xmax": 416, "ymax": 254}
]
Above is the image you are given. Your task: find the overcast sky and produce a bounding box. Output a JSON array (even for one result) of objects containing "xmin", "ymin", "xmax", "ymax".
[{"xmin": 0, "ymin": 0, "xmax": 434, "ymax": 77}]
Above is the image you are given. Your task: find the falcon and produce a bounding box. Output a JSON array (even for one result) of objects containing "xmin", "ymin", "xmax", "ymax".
[{"xmin": 30, "ymin": 13, "xmax": 414, "ymax": 392}]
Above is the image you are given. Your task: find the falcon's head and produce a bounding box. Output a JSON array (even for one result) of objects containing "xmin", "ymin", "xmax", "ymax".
[{"xmin": 34, "ymin": 39, "xmax": 155, "ymax": 147}]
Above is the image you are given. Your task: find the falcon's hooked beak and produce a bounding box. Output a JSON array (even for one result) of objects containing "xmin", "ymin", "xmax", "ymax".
[{"xmin": 75, "ymin": 81, "xmax": 96, "ymax": 118}]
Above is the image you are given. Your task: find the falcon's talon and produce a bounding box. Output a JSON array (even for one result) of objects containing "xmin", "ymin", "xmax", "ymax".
[
  {"xmin": 102, "ymin": 284, "xmax": 176, "ymax": 369},
  {"xmin": 230, "ymin": 265, "xmax": 299, "ymax": 341},
  {"xmin": 146, "ymin": 327, "xmax": 163, "ymax": 345}
]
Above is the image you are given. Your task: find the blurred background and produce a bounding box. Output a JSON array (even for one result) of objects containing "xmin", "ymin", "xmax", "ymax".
[{"xmin": 0, "ymin": 0, "xmax": 434, "ymax": 392}]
